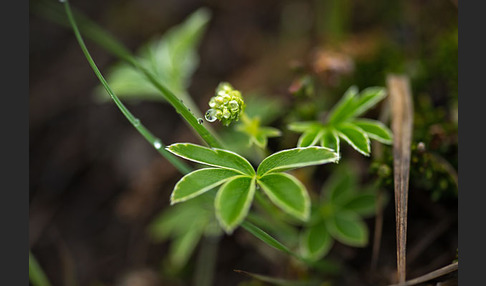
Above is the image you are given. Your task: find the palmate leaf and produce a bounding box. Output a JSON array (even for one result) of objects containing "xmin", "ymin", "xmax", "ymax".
[
  {"xmin": 167, "ymin": 143, "xmax": 255, "ymax": 175},
  {"xmin": 215, "ymin": 176, "xmax": 256, "ymax": 233},
  {"xmin": 335, "ymin": 123, "xmax": 370, "ymax": 156},
  {"xmin": 170, "ymin": 168, "xmax": 242, "ymax": 204},
  {"xmin": 257, "ymin": 146, "xmax": 340, "ymax": 176},
  {"xmin": 300, "ymin": 220, "xmax": 333, "ymax": 261},
  {"xmin": 288, "ymin": 86, "xmax": 391, "ymax": 156},
  {"xmin": 258, "ymin": 173, "xmax": 310, "ymax": 221}
]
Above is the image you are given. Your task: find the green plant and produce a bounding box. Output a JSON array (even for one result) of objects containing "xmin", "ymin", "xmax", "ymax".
[
  {"xmin": 167, "ymin": 143, "xmax": 339, "ymax": 233},
  {"xmin": 288, "ymin": 86, "xmax": 393, "ymax": 155},
  {"xmin": 300, "ymin": 165, "xmax": 380, "ymax": 261},
  {"xmin": 54, "ymin": 1, "xmax": 394, "ymax": 284}
]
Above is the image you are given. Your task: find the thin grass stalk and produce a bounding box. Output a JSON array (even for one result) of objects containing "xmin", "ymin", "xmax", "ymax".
[
  {"xmin": 44, "ymin": 0, "xmax": 223, "ymax": 149},
  {"xmin": 62, "ymin": 0, "xmax": 192, "ymax": 174}
]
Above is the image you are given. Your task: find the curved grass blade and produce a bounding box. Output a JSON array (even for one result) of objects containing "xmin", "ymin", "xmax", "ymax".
[
  {"xmin": 60, "ymin": 0, "xmax": 223, "ymax": 149},
  {"xmin": 327, "ymin": 211, "xmax": 368, "ymax": 247},
  {"xmin": 167, "ymin": 143, "xmax": 255, "ymax": 175},
  {"xmin": 171, "ymin": 168, "xmax": 242, "ymax": 204},
  {"xmin": 215, "ymin": 177, "xmax": 256, "ymax": 233},
  {"xmin": 257, "ymin": 147, "xmax": 339, "ymax": 176},
  {"xmin": 353, "ymin": 119, "xmax": 393, "ymax": 144},
  {"xmin": 336, "ymin": 122, "xmax": 370, "ymax": 156},
  {"xmin": 61, "ymin": 0, "xmax": 192, "ymax": 174},
  {"xmin": 300, "ymin": 221, "xmax": 333, "ymax": 261},
  {"xmin": 328, "ymin": 86, "xmax": 359, "ymax": 124},
  {"xmin": 258, "ymin": 173, "xmax": 310, "ymax": 221}
]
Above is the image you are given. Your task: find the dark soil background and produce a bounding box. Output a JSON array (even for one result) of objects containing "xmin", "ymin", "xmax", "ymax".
[{"xmin": 29, "ymin": 0, "xmax": 458, "ymax": 285}]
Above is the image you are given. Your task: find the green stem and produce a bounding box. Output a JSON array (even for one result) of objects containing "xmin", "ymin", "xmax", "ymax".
[
  {"xmin": 54, "ymin": 0, "xmax": 223, "ymax": 149},
  {"xmin": 63, "ymin": 0, "xmax": 191, "ymax": 174}
]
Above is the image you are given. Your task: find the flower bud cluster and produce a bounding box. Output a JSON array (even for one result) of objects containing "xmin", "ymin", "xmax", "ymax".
[{"xmin": 205, "ymin": 82, "xmax": 245, "ymax": 126}]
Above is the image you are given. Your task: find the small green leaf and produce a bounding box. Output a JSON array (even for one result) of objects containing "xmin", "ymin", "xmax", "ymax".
[
  {"xmin": 341, "ymin": 193, "xmax": 377, "ymax": 217},
  {"xmin": 297, "ymin": 128, "xmax": 323, "ymax": 147},
  {"xmin": 215, "ymin": 176, "xmax": 256, "ymax": 233},
  {"xmin": 257, "ymin": 146, "xmax": 339, "ymax": 176},
  {"xmin": 336, "ymin": 123, "xmax": 370, "ymax": 156},
  {"xmin": 351, "ymin": 87, "xmax": 387, "ymax": 118},
  {"xmin": 320, "ymin": 128, "xmax": 340, "ymax": 153},
  {"xmin": 328, "ymin": 86, "xmax": 359, "ymax": 124},
  {"xmin": 352, "ymin": 119, "xmax": 393, "ymax": 144},
  {"xmin": 327, "ymin": 211, "xmax": 368, "ymax": 247},
  {"xmin": 167, "ymin": 143, "xmax": 255, "ymax": 175},
  {"xmin": 300, "ymin": 221, "xmax": 334, "ymax": 261},
  {"xmin": 258, "ymin": 173, "xmax": 310, "ymax": 221},
  {"xmin": 170, "ymin": 168, "xmax": 241, "ymax": 204}
]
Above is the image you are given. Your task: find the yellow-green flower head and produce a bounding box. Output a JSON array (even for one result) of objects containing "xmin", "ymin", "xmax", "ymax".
[{"xmin": 205, "ymin": 82, "xmax": 245, "ymax": 126}]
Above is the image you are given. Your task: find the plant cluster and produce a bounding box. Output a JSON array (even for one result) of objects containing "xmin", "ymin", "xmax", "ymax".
[{"xmin": 31, "ymin": 2, "xmax": 402, "ymax": 285}]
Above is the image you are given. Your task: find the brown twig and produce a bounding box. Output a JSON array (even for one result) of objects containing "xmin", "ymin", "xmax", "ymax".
[
  {"xmin": 387, "ymin": 75, "xmax": 414, "ymax": 283},
  {"xmin": 387, "ymin": 262, "xmax": 458, "ymax": 286}
]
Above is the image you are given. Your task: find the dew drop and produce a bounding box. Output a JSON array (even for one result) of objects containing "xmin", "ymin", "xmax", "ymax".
[
  {"xmin": 198, "ymin": 118, "xmax": 204, "ymax": 124},
  {"xmin": 205, "ymin": 109, "xmax": 218, "ymax": 122},
  {"xmin": 133, "ymin": 119, "xmax": 141, "ymax": 126},
  {"xmin": 228, "ymin": 100, "xmax": 239, "ymax": 111},
  {"xmin": 153, "ymin": 139, "xmax": 162, "ymax": 149},
  {"xmin": 59, "ymin": 0, "xmax": 66, "ymax": 2}
]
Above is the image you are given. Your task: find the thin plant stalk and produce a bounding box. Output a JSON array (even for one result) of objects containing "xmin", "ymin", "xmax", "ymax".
[
  {"xmin": 62, "ymin": 0, "xmax": 192, "ymax": 174},
  {"xmin": 388, "ymin": 74, "xmax": 413, "ymax": 283},
  {"xmin": 52, "ymin": 0, "xmax": 223, "ymax": 149}
]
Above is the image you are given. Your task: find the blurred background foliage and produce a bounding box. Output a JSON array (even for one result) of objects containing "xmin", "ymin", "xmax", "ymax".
[{"xmin": 30, "ymin": 0, "xmax": 457, "ymax": 285}]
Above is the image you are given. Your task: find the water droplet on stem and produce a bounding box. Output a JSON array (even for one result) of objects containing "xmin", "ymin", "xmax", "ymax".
[{"xmin": 153, "ymin": 140, "xmax": 162, "ymax": 149}]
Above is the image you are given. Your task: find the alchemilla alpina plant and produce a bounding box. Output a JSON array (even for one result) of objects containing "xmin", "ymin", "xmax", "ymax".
[{"xmin": 49, "ymin": 2, "xmax": 399, "ymax": 285}]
